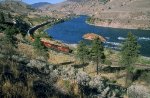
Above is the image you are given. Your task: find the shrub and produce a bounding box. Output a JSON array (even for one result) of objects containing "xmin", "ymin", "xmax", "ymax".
[
  {"xmin": 139, "ymin": 72, "xmax": 150, "ymax": 84},
  {"xmin": 127, "ymin": 84, "xmax": 150, "ymax": 98}
]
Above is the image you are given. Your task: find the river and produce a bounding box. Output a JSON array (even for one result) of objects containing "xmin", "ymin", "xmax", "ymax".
[{"xmin": 46, "ymin": 16, "xmax": 150, "ymax": 57}]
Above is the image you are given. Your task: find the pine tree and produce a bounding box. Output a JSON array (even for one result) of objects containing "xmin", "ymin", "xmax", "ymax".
[
  {"xmin": 0, "ymin": 12, "xmax": 5, "ymax": 23},
  {"xmin": 33, "ymin": 36, "xmax": 45, "ymax": 51},
  {"xmin": 90, "ymin": 38, "xmax": 105, "ymax": 75},
  {"xmin": 76, "ymin": 40, "xmax": 89, "ymax": 71},
  {"xmin": 121, "ymin": 32, "xmax": 140, "ymax": 86},
  {"xmin": 121, "ymin": 32, "xmax": 140, "ymax": 66},
  {"xmin": 32, "ymin": 35, "xmax": 48, "ymax": 59},
  {"xmin": 4, "ymin": 26, "xmax": 19, "ymax": 44}
]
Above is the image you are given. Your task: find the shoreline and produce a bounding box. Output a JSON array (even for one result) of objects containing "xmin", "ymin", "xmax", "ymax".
[
  {"xmin": 27, "ymin": 16, "xmax": 73, "ymax": 36},
  {"xmin": 85, "ymin": 20, "xmax": 150, "ymax": 31},
  {"xmin": 29, "ymin": 16, "xmax": 150, "ymax": 58}
]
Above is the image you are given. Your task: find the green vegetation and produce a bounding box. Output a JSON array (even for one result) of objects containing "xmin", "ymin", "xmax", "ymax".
[
  {"xmin": 8, "ymin": 12, "xmax": 12, "ymax": 19},
  {"xmin": 87, "ymin": 16, "xmax": 112, "ymax": 25},
  {"xmin": 0, "ymin": 3, "xmax": 150, "ymax": 97},
  {"xmin": 98, "ymin": 0, "xmax": 109, "ymax": 4},
  {"xmin": 76, "ymin": 41, "xmax": 89, "ymax": 71},
  {"xmin": 121, "ymin": 32, "xmax": 140, "ymax": 66},
  {"xmin": 90, "ymin": 38, "xmax": 106, "ymax": 75},
  {"xmin": 0, "ymin": 12, "xmax": 5, "ymax": 23},
  {"xmin": 28, "ymin": 16, "xmax": 53, "ymax": 26},
  {"xmin": 76, "ymin": 38, "xmax": 106, "ymax": 74},
  {"xmin": 32, "ymin": 35, "xmax": 48, "ymax": 60},
  {"xmin": 139, "ymin": 72, "xmax": 150, "ymax": 84},
  {"xmin": 4, "ymin": 26, "xmax": 19, "ymax": 43},
  {"xmin": 86, "ymin": 17, "xmax": 95, "ymax": 24},
  {"xmin": 138, "ymin": 57, "xmax": 150, "ymax": 65},
  {"xmin": 0, "ymin": 12, "xmax": 30, "ymax": 36},
  {"xmin": 0, "ymin": 34, "xmax": 35, "ymax": 98},
  {"xmin": 120, "ymin": 32, "xmax": 140, "ymax": 86}
]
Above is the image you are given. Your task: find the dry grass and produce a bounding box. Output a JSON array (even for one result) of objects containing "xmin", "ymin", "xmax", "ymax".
[
  {"xmin": 56, "ymin": 79, "xmax": 79, "ymax": 96},
  {"xmin": 47, "ymin": 48, "xmax": 127, "ymax": 87},
  {"xmin": 17, "ymin": 42, "xmax": 37, "ymax": 59},
  {"xmin": 48, "ymin": 50, "xmax": 76, "ymax": 65}
]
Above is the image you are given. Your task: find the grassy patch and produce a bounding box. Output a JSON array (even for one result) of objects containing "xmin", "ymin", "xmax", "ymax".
[{"xmin": 138, "ymin": 56, "xmax": 150, "ymax": 65}]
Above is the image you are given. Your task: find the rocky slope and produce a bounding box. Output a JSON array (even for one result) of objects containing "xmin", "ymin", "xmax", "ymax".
[
  {"xmin": 91, "ymin": 0, "xmax": 150, "ymax": 29},
  {"xmin": 38, "ymin": 0, "xmax": 150, "ymax": 29},
  {"xmin": 38, "ymin": 0, "xmax": 108, "ymax": 15}
]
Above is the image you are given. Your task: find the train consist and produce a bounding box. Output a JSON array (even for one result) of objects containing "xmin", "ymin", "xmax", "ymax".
[{"xmin": 41, "ymin": 38, "xmax": 72, "ymax": 53}]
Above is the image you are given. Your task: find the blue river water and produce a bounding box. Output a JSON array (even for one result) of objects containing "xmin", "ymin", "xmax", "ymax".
[{"xmin": 47, "ymin": 16, "xmax": 150, "ymax": 57}]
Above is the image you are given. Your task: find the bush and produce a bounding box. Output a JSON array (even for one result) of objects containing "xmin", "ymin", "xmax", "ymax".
[
  {"xmin": 127, "ymin": 84, "xmax": 150, "ymax": 98},
  {"xmin": 139, "ymin": 72, "xmax": 150, "ymax": 84},
  {"xmin": 4, "ymin": 26, "xmax": 19, "ymax": 43},
  {"xmin": 104, "ymin": 60, "xmax": 112, "ymax": 65},
  {"xmin": 32, "ymin": 35, "xmax": 48, "ymax": 60}
]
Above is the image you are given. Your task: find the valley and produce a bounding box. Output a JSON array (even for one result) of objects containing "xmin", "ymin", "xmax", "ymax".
[{"xmin": 0, "ymin": 0, "xmax": 150, "ymax": 98}]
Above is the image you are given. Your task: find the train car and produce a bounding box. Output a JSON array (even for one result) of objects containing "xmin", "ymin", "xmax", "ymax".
[{"xmin": 41, "ymin": 39, "xmax": 72, "ymax": 53}]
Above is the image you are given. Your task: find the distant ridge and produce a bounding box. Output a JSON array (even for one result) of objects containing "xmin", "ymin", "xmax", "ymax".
[
  {"xmin": 31, "ymin": 2, "xmax": 52, "ymax": 8},
  {"xmin": 0, "ymin": 1, "xmax": 34, "ymax": 13}
]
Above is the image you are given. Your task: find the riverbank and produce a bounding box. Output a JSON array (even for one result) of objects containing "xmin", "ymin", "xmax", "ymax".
[
  {"xmin": 86, "ymin": 18, "xmax": 150, "ymax": 30},
  {"xmin": 27, "ymin": 15, "xmax": 76, "ymax": 36}
]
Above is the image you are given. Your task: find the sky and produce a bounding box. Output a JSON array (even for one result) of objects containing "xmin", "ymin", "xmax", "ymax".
[{"xmin": 23, "ymin": 0, "xmax": 65, "ymax": 4}]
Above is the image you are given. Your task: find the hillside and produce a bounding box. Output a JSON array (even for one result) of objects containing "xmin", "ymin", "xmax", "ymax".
[
  {"xmin": 37, "ymin": 0, "xmax": 108, "ymax": 15},
  {"xmin": 31, "ymin": 2, "xmax": 52, "ymax": 9},
  {"xmin": 37, "ymin": 0, "xmax": 150, "ymax": 29},
  {"xmin": 0, "ymin": 1, "xmax": 34, "ymax": 14},
  {"xmin": 1, "ymin": 1, "xmax": 150, "ymax": 97},
  {"xmin": 90, "ymin": 0, "xmax": 150, "ymax": 29}
]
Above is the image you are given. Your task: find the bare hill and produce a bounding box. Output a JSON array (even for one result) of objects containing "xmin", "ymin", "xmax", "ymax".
[
  {"xmin": 31, "ymin": 2, "xmax": 52, "ymax": 9},
  {"xmin": 0, "ymin": 1, "xmax": 34, "ymax": 14},
  {"xmin": 39, "ymin": 0, "xmax": 150, "ymax": 29},
  {"xmin": 38, "ymin": 0, "xmax": 109, "ymax": 15}
]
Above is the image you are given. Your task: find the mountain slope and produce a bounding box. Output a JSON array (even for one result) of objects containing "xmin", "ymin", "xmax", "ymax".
[
  {"xmin": 91, "ymin": 0, "xmax": 150, "ymax": 29},
  {"xmin": 0, "ymin": 1, "xmax": 34, "ymax": 13},
  {"xmin": 39, "ymin": 0, "xmax": 109, "ymax": 15},
  {"xmin": 35, "ymin": 0, "xmax": 150, "ymax": 29},
  {"xmin": 31, "ymin": 2, "xmax": 52, "ymax": 9}
]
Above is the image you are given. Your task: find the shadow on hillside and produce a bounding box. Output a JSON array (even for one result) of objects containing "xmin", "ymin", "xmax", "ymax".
[
  {"xmin": 59, "ymin": 61, "xmax": 74, "ymax": 65},
  {"xmin": 72, "ymin": 63, "xmax": 89, "ymax": 69},
  {"xmin": 33, "ymin": 80, "xmax": 75, "ymax": 98}
]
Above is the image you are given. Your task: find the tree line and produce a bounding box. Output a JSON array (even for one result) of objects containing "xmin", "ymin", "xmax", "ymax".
[{"xmin": 76, "ymin": 32, "xmax": 140, "ymax": 86}]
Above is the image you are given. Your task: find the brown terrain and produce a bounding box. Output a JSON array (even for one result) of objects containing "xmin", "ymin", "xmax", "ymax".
[{"xmin": 37, "ymin": 0, "xmax": 150, "ymax": 29}]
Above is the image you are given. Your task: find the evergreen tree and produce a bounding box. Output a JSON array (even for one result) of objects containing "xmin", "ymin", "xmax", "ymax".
[
  {"xmin": 33, "ymin": 36, "xmax": 45, "ymax": 50},
  {"xmin": 76, "ymin": 40, "xmax": 89, "ymax": 71},
  {"xmin": 32, "ymin": 35, "xmax": 48, "ymax": 59},
  {"xmin": 90, "ymin": 38, "xmax": 105, "ymax": 75},
  {"xmin": 4, "ymin": 26, "xmax": 19, "ymax": 44},
  {"xmin": 0, "ymin": 12, "xmax": 5, "ymax": 23},
  {"xmin": 121, "ymin": 32, "xmax": 140, "ymax": 85}
]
